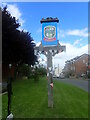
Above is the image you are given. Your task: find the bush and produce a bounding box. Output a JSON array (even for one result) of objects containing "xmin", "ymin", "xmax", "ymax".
[
  {"xmin": 33, "ymin": 67, "xmax": 47, "ymax": 82},
  {"xmin": 33, "ymin": 67, "xmax": 39, "ymax": 82},
  {"xmin": 15, "ymin": 64, "xmax": 32, "ymax": 79},
  {"xmin": 37, "ymin": 67, "xmax": 47, "ymax": 76}
]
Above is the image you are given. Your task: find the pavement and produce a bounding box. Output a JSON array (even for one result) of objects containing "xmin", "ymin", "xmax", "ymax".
[{"xmin": 54, "ymin": 78, "xmax": 89, "ymax": 92}]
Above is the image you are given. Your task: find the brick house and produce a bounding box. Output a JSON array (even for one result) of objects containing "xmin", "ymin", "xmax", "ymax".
[
  {"xmin": 2, "ymin": 64, "xmax": 15, "ymax": 81},
  {"xmin": 63, "ymin": 54, "xmax": 89, "ymax": 78}
]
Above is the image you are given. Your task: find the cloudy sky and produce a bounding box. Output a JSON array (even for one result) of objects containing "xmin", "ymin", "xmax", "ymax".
[{"xmin": 2, "ymin": 2, "xmax": 88, "ymax": 69}]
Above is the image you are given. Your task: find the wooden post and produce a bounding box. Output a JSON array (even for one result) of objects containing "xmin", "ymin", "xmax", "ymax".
[
  {"xmin": 47, "ymin": 50, "xmax": 53, "ymax": 108},
  {"xmin": 34, "ymin": 41, "xmax": 66, "ymax": 108}
]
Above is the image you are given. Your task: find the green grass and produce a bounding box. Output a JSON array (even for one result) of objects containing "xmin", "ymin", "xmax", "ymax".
[
  {"xmin": 2, "ymin": 77, "xmax": 88, "ymax": 118},
  {"xmin": 0, "ymin": 94, "xmax": 2, "ymax": 120}
]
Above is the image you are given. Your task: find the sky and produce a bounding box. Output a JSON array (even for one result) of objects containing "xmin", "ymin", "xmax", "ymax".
[{"xmin": 2, "ymin": 2, "xmax": 89, "ymax": 70}]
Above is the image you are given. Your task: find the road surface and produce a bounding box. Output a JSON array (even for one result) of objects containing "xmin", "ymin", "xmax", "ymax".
[{"xmin": 54, "ymin": 78, "xmax": 89, "ymax": 92}]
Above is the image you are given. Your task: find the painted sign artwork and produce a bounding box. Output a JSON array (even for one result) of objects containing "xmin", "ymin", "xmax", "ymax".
[
  {"xmin": 44, "ymin": 26, "xmax": 56, "ymax": 41},
  {"xmin": 42, "ymin": 22, "xmax": 58, "ymax": 46}
]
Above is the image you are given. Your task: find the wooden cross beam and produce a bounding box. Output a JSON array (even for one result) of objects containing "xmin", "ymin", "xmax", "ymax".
[{"xmin": 34, "ymin": 41, "xmax": 66, "ymax": 108}]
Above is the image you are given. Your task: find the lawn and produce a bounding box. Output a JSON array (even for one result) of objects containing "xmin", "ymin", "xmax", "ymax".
[{"xmin": 2, "ymin": 77, "xmax": 88, "ymax": 118}]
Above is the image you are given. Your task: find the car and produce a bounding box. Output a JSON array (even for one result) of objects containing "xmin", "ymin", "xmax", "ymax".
[
  {"xmin": 56, "ymin": 74, "xmax": 59, "ymax": 78},
  {"xmin": 53, "ymin": 75, "xmax": 56, "ymax": 78},
  {"xmin": 0, "ymin": 82, "xmax": 7, "ymax": 93},
  {"xmin": 81, "ymin": 73, "xmax": 86, "ymax": 77},
  {"xmin": 59, "ymin": 75, "xmax": 65, "ymax": 79}
]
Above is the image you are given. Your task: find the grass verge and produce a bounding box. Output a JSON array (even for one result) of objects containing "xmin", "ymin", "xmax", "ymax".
[{"xmin": 2, "ymin": 77, "xmax": 88, "ymax": 118}]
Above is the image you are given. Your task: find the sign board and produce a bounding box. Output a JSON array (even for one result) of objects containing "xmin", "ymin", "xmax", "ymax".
[{"xmin": 42, "ymin": 22, "xmax": 58, "ymax": 46}]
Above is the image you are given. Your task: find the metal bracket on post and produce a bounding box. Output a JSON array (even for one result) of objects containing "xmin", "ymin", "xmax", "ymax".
[{"xmin": 34, "ymin": 41, "xmax": 66, "ymax": 108}]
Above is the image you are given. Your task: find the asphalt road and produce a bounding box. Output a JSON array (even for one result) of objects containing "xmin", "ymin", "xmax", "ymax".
[{"xmin": 54, "ymin": 78, "xmax": 89, "ymax": 92}]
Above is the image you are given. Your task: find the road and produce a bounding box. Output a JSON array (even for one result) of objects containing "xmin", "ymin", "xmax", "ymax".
[{"xmin": 54, "ymin": 78, "xmax": 89, "ymax": 92}]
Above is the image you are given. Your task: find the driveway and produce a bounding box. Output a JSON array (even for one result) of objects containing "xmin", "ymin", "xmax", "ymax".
[{"xmin": 54, "ymin": 78, "xmax": 89, "ymax": 92}]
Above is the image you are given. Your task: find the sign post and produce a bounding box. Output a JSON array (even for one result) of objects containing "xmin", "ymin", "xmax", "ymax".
[
  {"xmin": 47, "ymin": 50, "xmax": 53, "ymax": 107},
  {"xmin": 34, "ymin": 17, "xmax": 66, "ymax": 108}
]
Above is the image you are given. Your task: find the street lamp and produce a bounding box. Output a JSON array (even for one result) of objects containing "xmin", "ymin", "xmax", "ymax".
[{"xmin": 6, "ymin": 64, "xmax": 13, "ymax": 119}]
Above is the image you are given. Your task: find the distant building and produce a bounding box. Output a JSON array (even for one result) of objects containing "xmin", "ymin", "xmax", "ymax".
[
  {"xmin": 63, "ymin": 54, "xmax": 89, "ymax": 78},
  {"xmin": 54, "ymin": 64, "xmax": 62, "ymax": 77}
]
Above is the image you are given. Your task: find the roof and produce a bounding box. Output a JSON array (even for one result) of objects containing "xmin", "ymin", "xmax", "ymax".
[
  {"xmin": 65, "ymin": 54, "xmax": 88, "ymax": 63},
  {"xmin": 40, "ymin": 17, "xmax": 59, "ymax": 23}
]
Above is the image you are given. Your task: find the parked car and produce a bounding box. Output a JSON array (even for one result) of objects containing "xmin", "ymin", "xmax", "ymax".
[
  {"xmin": 81, "ymin": 73, "xmax": 86, "ymax": 77},
  {"xmin": 59, "ymin": 75, "xmax": 65, "ymax": 79},
  {"xmin": 53, "ymin": 75, "xmax": 59, "ymax": 78},
  {"xmin": 57, "ymin": 75, "xmax": 60, "ymax": 78},
  {"xmin": 0, "ymin": 82, "xmax": 7, "ymax": 93},
  {"xmin": 53, "ymin": 75, "xmax": 56, "ymax": 78}
]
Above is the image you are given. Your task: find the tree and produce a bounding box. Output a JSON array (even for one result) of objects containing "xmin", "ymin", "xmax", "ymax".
[
  {"xmin": 2, "ymin": 7, "xmax": 36, "ymax": 65},
  {"xmin": 2, "ymin": 6, "xmax": 37, "ymax": 79},
  {"xmin": 33, "ymin": 66, "xmax": 47, "ymax": 82},
  {"xmin": 37, "ymin": 67, "xmax": 47, "ymax": 76},
  {"xmin": 2, "ymin": 6, "xmax": 38, "ymax": 116}
]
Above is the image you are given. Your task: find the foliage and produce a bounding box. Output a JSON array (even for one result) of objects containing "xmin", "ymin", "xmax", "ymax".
[
  {"xmin": 2, "ymin": 6, "xmax": 37, "ymax": 65},
  {"xmin": 32, "ymin": 67, "xmax": 47, "ymax": 82},
  {"xmin": 14, "ymin": 64, "xmax": 32, "ymax": 79},
  {"xmin": 2, "ymin": 6, "xmax": 37, "ymax": 80},
  {"xmin": 37, "ymin": 67, "xmax": 47, "ymax": 76},
  {"xmin": 33, "ymin": 67, "xmax": 39, "ymax": 82}
]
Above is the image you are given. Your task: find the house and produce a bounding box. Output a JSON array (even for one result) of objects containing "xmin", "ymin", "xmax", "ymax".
[
  {"xmin": 2, "ymin": 64, "xmax": 15, "ymax": 81},
  {"xmin": 63, "ymin": 54, "xmax": 89, "ymax": 78}
]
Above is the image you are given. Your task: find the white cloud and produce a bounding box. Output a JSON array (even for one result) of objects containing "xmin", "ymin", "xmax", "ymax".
[
  {"xmin": 53, "ymin": 42, "xmax": 88, "ymax": 69},
  {"xmin": 66, "ymin": 28, "xmax": 88, "ymax": 37},
  {"xmin": 58, "ymin": 28, "xmax": 88, "ymax": 38},
  {"xmin": 88, "ymin": 44, "xmax": 90, "ymax": 55},
  {"xmin": 2, "ymin": 3, "xmax": 24, "ymax": 27},
  {"xmin": 38, "ymin": 56, "xmax": 47, "ymax": 64},
  {"xmin": 36, "ymin": 42, "xmax": 88, "ymax": 70},
  {"xmin": 36, "ymin": 42, "xmax": 41, "ymax": 46},
  {"xmin": 73, "ymin": 38, "xmax": 82, "ymax": 46}
]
